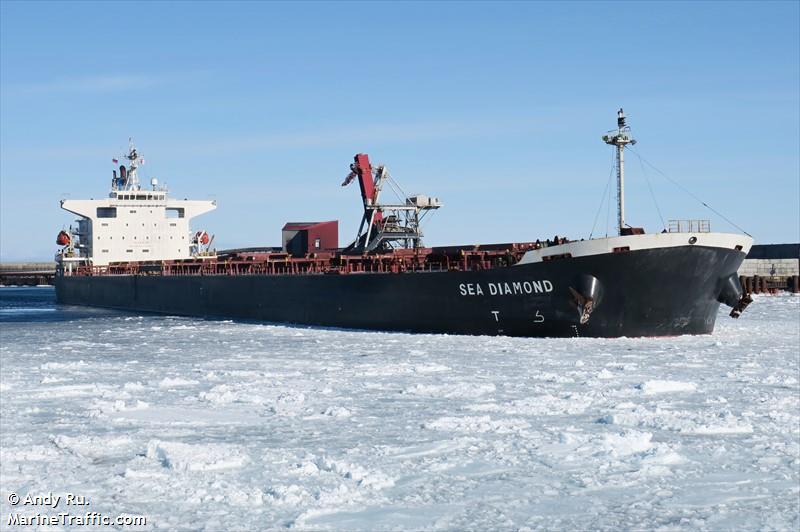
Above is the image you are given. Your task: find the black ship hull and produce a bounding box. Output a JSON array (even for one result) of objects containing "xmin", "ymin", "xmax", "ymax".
[{"xmin": 55, "ymin": 244, "xmax": 746, "ymax": 338}]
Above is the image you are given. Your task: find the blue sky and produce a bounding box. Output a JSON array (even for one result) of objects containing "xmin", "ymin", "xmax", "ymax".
[{"xmin": 1, "ymin": 0, "xmax": 798, "ymax": 261}]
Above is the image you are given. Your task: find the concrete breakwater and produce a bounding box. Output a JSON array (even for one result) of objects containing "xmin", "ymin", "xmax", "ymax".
[{"xmin": 0, "ymin": 263, "xmax": 55, "ymax": 286}]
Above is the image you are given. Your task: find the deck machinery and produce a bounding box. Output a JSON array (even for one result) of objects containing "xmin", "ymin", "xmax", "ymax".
[{"xmin": 342, "ymin": 153, "xmax": 441, "ymax": 253}]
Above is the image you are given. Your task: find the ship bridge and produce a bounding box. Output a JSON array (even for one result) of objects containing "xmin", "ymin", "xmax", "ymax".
[{"xmin": 57, "ymin": 141, "xmax": 216, "ymax": 268}]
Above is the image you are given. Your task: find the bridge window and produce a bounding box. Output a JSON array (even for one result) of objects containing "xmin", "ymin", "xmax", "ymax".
[
  {"xmin": 97, "ymin": 207, "xmax": 117, "ymax": 218},
  {"xmin": 166, "ymin": 208, "xmax": 185, "ymax": 218}
]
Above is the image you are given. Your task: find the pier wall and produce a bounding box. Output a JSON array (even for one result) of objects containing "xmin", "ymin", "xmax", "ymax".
[
  {"xmin": 737, "ymin": 244, "xmax": 799, "ymax": 294},
  {"xmin": 738, "ymin": 258, "xmax": 798, "ymax": 278},
  {"xmin": 0, "ymin": 263, "xmax": 55, "ymax": 286}
]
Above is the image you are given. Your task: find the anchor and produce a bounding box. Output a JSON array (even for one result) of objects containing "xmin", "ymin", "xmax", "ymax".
[
  {"xmin": 729, "ymin": 293, "xmax": 753, "ymax": 319},
  {"xmin": 569, "ymin": 274, "xmax": 603, "ymax": 325},
  {"xmin": 717, "ymin": 272, "xmax": 752, "ymax": 319},
  {"xmin": 569, "ymin": 287, "xmax": 594, "ymax": 325}
]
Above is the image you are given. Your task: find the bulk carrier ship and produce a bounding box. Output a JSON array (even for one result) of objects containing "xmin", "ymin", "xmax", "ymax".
[{"xmin": 54, "ymin": 110, "xmax": 753, "ymax": 337}]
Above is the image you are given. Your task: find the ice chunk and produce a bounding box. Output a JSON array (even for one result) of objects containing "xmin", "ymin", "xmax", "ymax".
[
  {"xmin": 637, "ymin": 380, "xmax": 698, "ymax": 394},
  {"xmin": 145, "ymin": 440, "xmax": 250, "ymax": 472}
]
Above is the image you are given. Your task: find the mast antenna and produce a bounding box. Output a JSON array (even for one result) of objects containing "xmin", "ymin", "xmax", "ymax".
[
  {"xmin": 602, "ymin": 108, "xmax": 636, "ymax": 235},
  {"xmin": 124, "ymin": 138, "xmax": 143, "ymax": 191}
]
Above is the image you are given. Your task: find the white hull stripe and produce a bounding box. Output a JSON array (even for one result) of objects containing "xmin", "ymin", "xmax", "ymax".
[{"xmin": 517, "ymin": 232, "xmax": 753, "ymax": 265}]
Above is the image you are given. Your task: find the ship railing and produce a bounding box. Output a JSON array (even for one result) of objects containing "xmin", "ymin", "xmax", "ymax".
[
  {"xmin": 667, "ymin": 219, "xmax": 711, "ymax": 233},
  {"xmin": 76, "ymin": 247, "xmax": 538, "ymax": 278}
]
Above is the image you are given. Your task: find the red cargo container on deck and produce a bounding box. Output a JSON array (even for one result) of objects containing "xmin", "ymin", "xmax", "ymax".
[{"xmin": 282, "ymin": 221, "xmax": 339, "ymax": 257}]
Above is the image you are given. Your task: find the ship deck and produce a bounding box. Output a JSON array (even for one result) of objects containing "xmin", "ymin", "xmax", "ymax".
[{"xmin": 62, "ymin": 241, "xmax": 565, "ymax": 277}]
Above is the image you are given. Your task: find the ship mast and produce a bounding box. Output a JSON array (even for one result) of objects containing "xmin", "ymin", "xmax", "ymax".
[
  {"xmin": 124, "ymin": 138, "xmax": 142, "ymax": 190},
  {"xmin": 112, "ymin": 139, "xmax": 144, "ymax": 192},
  {"xmin": 602, "ymin": 109, "xmax": 636, "ymax": 236}
]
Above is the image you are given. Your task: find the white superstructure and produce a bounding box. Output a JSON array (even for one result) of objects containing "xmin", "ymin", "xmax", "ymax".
[{"xmin": 56, "ymin": 141, "xmax": 216, "ymax": 268}]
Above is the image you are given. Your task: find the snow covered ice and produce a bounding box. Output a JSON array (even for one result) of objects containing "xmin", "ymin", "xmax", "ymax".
[{"xmin": 1, "ymin": 288, "xmax": 798, "ymax": 530}]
